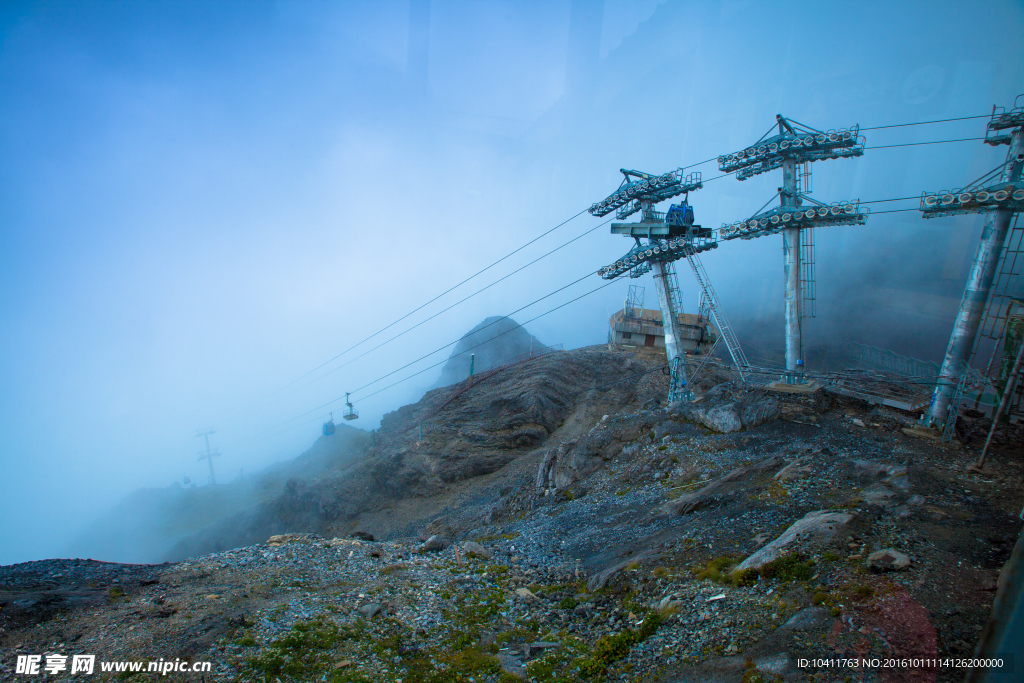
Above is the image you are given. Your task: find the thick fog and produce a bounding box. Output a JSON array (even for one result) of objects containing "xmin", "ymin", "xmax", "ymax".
[{"xmin": 2, "ymin": 0, "xmax": 1022, "ymax": 565}]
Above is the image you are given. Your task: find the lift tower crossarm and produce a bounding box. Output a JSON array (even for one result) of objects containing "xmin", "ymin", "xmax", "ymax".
[{"xmin": 588, "ymin": 168, "xmax": 703, "ymax": 219}]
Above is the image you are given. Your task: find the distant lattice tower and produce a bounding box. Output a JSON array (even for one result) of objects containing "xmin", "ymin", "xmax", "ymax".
[{"xmin": 195, "ymin": 428, "xmax": 220, "ymax": 486}]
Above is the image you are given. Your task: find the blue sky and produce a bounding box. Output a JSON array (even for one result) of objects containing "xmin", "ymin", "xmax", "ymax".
[{"xmin": 2, "ymin": 0, "xmax": 1022, "ymax": 564}]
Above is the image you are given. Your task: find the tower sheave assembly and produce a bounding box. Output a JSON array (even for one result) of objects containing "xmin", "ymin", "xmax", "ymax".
[
  {"xmin": 592, "ymin": 168, "xmax": 748, "ymax": 402},
  {"xmin": 718, "ymin": 115, "xmax": 867, "ymax": 383},
  {"xmin": 921, "ymin": 96, "xmax": 1024, "ymax": 427}
]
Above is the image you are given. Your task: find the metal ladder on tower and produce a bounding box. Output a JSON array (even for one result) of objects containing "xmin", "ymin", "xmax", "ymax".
[
  {"xmin": 661, "ymin": 260, "xmax": 694, "ymax": 403},
  {"xmin": 685, "ymin": 252, "xmax": 749, "ymax": 380},
  {"xmin": 941, "ymin": 371, "xmax": 968, "ymax": 443},
  {"xmin": 662, "ymin": 260, "xmax": 685, "ymax": 316},
  {"xmin": 976, "ymin": 214, "xmax": 1024, "ymax": 373}
]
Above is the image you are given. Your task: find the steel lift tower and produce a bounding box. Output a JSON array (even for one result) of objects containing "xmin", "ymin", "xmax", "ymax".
[
  {"xmin": 920, "ymin": 96, "xmax": 1024, "ymax": 428},
  {"xmin": 718, "ymin": 116, "xmax": 866, "ymax": 383},
  {"xmin": 195, "ymin": 428, "xmax": 220, "ymax": 486},
  {"xmin": 591, "ymin": 168, "xmax": 748, "ymax": 402}
]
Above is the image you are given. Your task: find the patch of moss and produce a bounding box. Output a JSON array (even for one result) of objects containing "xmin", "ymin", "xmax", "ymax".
[
  {"xmin": 495, "ymin": 627, "xmax": 536, "ymax": 645},
  {"xmin": 244, "ymin": 616, "xmax": 359, "ymax": 682},
  {"xmin": 850, "ymin": 584, "xmax": 875, "ymax": 601},
  {"xmin": 235, "ymin": 632, "xmax": 257, "ymax": 647},
  {"xmin": 729, "ymin": 568, "xmax": 758, "ymax": 587},
  {"xmin": 758, "ymin": 553, "xmax": 815, "ymax": 583},
  {"xmin": 558, "ymin": 596, "xmax": 578, "ymax": 610},
  {"xmin": 695, "ymin": 555, "xmax": 737, "ymax": 583},
  {"xmin": 575, "ymin": 612, "xmax": 662, "ymax": 678}
]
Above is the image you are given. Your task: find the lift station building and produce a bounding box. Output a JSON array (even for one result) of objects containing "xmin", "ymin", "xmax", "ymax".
[{"xmin": 607, "ymin": 305, "xmax": 716, "ymax": 353}]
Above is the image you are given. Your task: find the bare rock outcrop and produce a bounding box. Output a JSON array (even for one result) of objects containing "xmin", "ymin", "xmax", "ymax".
[
  {"xmin": 536, "ymin": 410, "xmax": 691, "ymax": 490},
  {"xmin": 736, "ymin": 510, "xmax": 856, "ymax": 571},
  {"xmin": 670, "ymin": 382, "xmax": 781, "ymax": 433},
  {"xmin": 662, "ymin": 454, "xmax": 785, "ymax": 515}
]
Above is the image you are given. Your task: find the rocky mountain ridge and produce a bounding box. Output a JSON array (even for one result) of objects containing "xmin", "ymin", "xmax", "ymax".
[{"xmin": 2, "ymin": 346, "xmax": 1022, "ymax": 683}]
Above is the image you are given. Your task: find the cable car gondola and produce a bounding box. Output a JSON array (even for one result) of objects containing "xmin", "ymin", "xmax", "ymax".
[
  {"xmin": 343, "ymin": 392, "xmax": 359, "ymax": 421},
  {"xmin": 322, "ymin": 412, "xmax": 336, "ymax": 436}
]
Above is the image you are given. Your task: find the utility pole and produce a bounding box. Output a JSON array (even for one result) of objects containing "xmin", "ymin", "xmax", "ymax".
[
  {"xmin": 195, "ymin": 428, "xmax": 220, "ymax": 486},
  {"xmin": 921, "ymin": 97, "xmax": 1024, "ymax": 427}
]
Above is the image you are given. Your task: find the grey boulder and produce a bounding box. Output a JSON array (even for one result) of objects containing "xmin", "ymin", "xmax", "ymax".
[{"xmin": 867, "ymin": 548, "xmax": 911, "ymax": 572}]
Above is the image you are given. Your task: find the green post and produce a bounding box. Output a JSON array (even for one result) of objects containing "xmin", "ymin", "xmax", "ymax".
[{"xmin": 469, "ymin": 354, "xmax": 475, "ymax": 378}]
